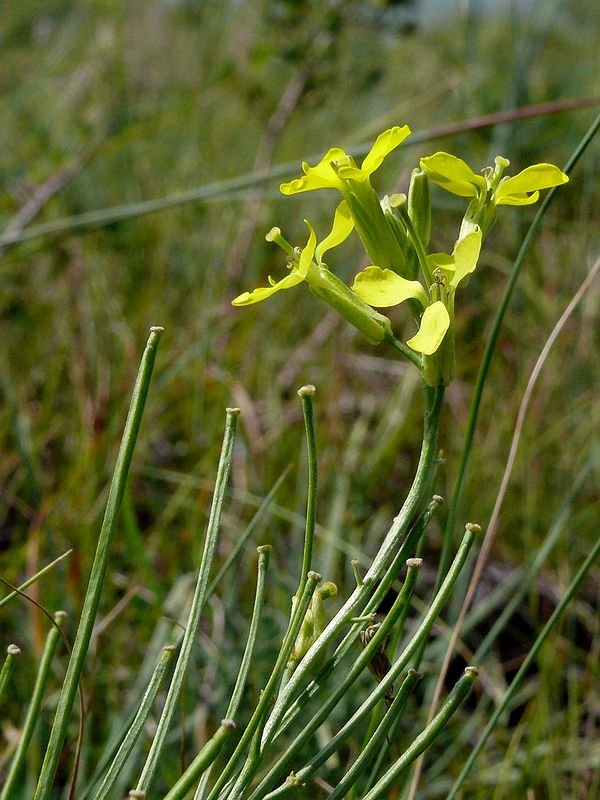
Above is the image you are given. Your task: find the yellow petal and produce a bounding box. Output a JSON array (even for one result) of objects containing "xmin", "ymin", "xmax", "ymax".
[
  {"xmin": 495, "ymin": 190, "xmax": 540, "ymax": 206},
  {"xmin": 451, "ymin": 227, "xmax": 482, "ymax": 287},
  {"xmin": 495, "ymin": 163, "xmax": 568, "ymax": 205},
  {"xmin": 361, "ymin": 125, "xmax": 411, "ymax": 175},
  {"xmin": 231, "ymin": 272, "xmax": 305, "ymax": 306},
  {"xmin": 298, "ymin": 220, "xmax": 317, "ymax": 277},
  {"xmin": 407, "ymin": 301, "xmax": 450, "ymax": 354},
  {"xmin": 352, "ymin": 266, "xmax": 428, "ymax": 308},
  {"xmin": 280, "ymin": 147, "xmax": 347, "ymax": 194},
  {"xmin": 419, "ymin": 152, "xmax": 486, "ymax": 198},
  {"xmin": 315, "ymin": 201, "xmax": 354, "ymax": 262}
]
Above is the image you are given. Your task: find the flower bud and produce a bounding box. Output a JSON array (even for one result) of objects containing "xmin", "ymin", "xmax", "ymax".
[{"xmin": 408, "ymin": 168, "xmax": 431, "ymax": 247}]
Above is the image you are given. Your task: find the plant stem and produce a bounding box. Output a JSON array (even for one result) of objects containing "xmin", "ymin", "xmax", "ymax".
[
  {"xmin": 0, "ymin": 644, "xmax": 21, "ymax": 702},
  {"xmin": 383, "ymin": 331, "xmax": 423, "ymax": 371},
  {"xmin": 325, "ymin": 670, "xmax": 422, "ymax": 800},
  {"xmin": 205, "ymin": 571, "xmax": 322, "ymax": 800},
  {"xmin": 0, "ymin": 550, "xmax": 72, "ymax": 612},
  {"xmin": 164, "ymin": 546, "xmax": 271, "ymax": 800},
  {"xmin": 361, "ymin": 668, "xmax": 478, "ymax": 800},
  {"xmin": 32, "ymin": 326, "xmax": 164, "ymax": 800},
  {"xmin": 446, "ymin": 532, "xmax": 600, "ymax": 799},
  {"xmin": 134, "ymin": 407, "xmax": 240, "ymax": 795},
  {"xmin": 92, "ymin": 645, "xmax": 176, "ymax": 800},
  {"xmin": 1, "ymin": 615, "xmax": 65, "ymax": 800},
  {"xmin": 297, "ymin": 385, "xmax": 317, "ymax": 593},
  {"xmin": 206, "ymin": 470, "xmax": 288, "ymax": 598},
  {"xmin": 249, "ymin": 523, "xmax": 478, "ymax": 800},
  {"xmin": 260, "ymin": 385, "xmax": 444, "ymax": 749}
]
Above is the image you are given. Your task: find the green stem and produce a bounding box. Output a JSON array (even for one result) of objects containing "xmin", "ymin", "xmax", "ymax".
[
  {"xmin": 134, "ymin": 407, "xmax": 240, "ymax": 795},
  {"xmin": 249, "ymin": 524, "xmax": 478, "ymax": 800},
  {"xmin": 1, "ymin": 616, "xmax": 65, "ymax": 800},
  {"xmin": 0, "ymin": 644, "xmax": 21, "ymax": 703},
  {"xmin": 162, "ymin": 721, "xmax": 237, "ymax": 800},
  {"xmin": 383, "ymin": 331, "xmax": 423, "ymax": 372},
  {"xmin": 205, "ymin": 572, "xmax": 322, "ymax": 800},
  {"xmin": 206, "ymin": 470, "xmax": 288, "ymax": 598},
  {"xmin": 361, "ymin": 668, "xmax": 478, "ymax": 800},
  {"xmin": 446, "ymin": 532, "xmax": 600, "ymax": 799},
  {"xmin": 0, "ymin": 549, "xmax": 72, "ymax": 612},
  {"xmin": 164, "ymin": 546, "xmax": 271, "ymax": 800},
  {"xmin": 398, "ymin": 205, "xmax": 433, "ymax": 287},
  {"xmin": 326, "ymin": 670, "xmax": 422, "ymax": 800},
  {"xmin": 260, "ymin": 385, "xmax": 444, "ymax": 749},
  {"xmin": 275, "ymin": 496, "xmax": 442, "ymax": 745},
  {"xmin": 297, "ymin": 386, "xmax": 317, "ymax": 592},
  {"xmin": 33, "ymin": 327, "xmax": 163, "ymax": 800},
  {"xmin": 256, "ymin": 561, "xmax": 424, "ymax": 800},
  {"xmin": 437, "ymin": 109, "xmax": 600, "ymax": 587},
  {"xmin": 92, "ymin": 646, "xmax": 177, "ymax": 800}
]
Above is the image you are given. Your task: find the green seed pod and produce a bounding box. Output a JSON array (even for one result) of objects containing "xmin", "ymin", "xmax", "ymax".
[
  {"xmin": 408, "ymin": 167, "xmax": 431, "ymax": 247},
  {"xmin": 309, "ymin": 266, "xmax": 392, "ymax": 344}
]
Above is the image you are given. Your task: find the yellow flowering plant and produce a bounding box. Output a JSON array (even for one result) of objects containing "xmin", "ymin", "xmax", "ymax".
[{"xmin": 233, "ymin": 126, "xmax": 568, "ymax": 386}]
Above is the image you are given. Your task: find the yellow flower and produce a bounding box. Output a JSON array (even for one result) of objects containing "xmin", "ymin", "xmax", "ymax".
[
  {"xmin": 352, "ymin": 227, "xmax": 482, "ymax": 358},
  {"xmin": 280, "ymin": 126, "xmax": 411, "ymax": 195},
  {"xmin": 280, "ymin": 126, "xmax": 412, "ymax": 270},
  {"xmin": 420, "ymin": 152, "xmax": 568, "ymax": 235},
  {"xmin": 231, "ymin": 223, "xmax": 317, "ymax": 307},
  {"xmin": 420, "ymin": 151, "xmax": 568, "ymax": 205},
  {"xmin": 232, "ymin": 217, "xmax": 392, "ymax": 344}
]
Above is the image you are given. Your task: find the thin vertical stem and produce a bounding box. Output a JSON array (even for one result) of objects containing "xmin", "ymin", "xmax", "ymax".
[
  {"xmin": 32, "ymin": 325, "xmax": 164, "ymax": 800},
  {"xmin": 1, "ymin": 613, "xmax": 66, "ymax": 800},
  {"xmin": 446, "ymin": 533, "xmax": 600, "ymax": 799},
  {"xmin": 297, "ymin": 386, "xmax": 317, "ymax": 593},
  {"xmin": 162, "ymin": 545, "xmax": 272, "ymax": 800},
  {"xmin": 134, "ymin": 407, "xmax": 240, "ymax": 795},
  {"xmin": 361, "ymin": 668, "xmax": 478, "ymax": 800},
  {"xmin": 0, "ymin": 644, "xmax": 21, "ymax": 703},
  {"xmin": 260, "ymin": 385, "xmax": 444, "ymax": 748},
  {"xmin": 92, "ymin": 645, "xmax": 177, "ymax": 800}
]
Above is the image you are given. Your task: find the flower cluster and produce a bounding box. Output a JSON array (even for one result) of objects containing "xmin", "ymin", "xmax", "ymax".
[{"xmin": 232, "ymin": 126, "xmax": 568, "ymax": 385}]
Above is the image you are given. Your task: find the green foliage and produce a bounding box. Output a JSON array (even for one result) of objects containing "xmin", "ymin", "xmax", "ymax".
[{"xmin": 1, "ymin": 1, "xmax": 599, "ymax": 798}]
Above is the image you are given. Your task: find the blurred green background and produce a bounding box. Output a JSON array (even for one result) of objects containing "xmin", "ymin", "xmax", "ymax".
[{"xmin": 1, "ymin": 1, "xmax": 599, "ymax": 797}]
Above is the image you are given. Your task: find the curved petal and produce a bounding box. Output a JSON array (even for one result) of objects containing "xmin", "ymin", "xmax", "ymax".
[
  {"xmin": 451, "ymin": 227, "xmax": 482, "ymax": 287},
  {"xmin": 494, "ymin": 190, "xmax": 540, "ymax": 206},
  {"xmin": 302, "ymin": 148, "xmax": 348, "ymax": 177},
  {"xmin": 298, "ymin": 220, "xmax": 317, "ymax": 277},
  {"xmin": 231, "ymin": 272, "xmax": 304, "ymax": 306},
  {"xmin": 315, "ymin": 201, "xmax": 354, "ymax": 262},
  {"xmin": 406, "ymin": 301, "xmax": 450, "ymax": 354},
  {"xmin": 495, "ymin": 163, "xmax": 568, "ymax": 201},
  {"xmin": 361, "ymin": 125, "xmax": 411, "ymax": 175},
  {"xmin": 280, "ymin": 148, "xmax": 347, "ymax": 194},
  {"xmin": 352, "ymin": 266, "xmax": 428, "ymax": 308},
  {"xmin": 419, "ymin": 152, "xmax": 486, "ymax": 198},
  {"xmin": 336, "ymin": 165, "xmax": 368, "ymax": 182}
]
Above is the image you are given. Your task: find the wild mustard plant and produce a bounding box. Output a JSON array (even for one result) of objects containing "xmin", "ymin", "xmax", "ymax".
[
  {"xmin": 234, "ymin": 126, "xmax": 567, "ymax": 386},
  {"xmin": 3, "ymin": 123, "xmax": 580, "ymax": 800}
]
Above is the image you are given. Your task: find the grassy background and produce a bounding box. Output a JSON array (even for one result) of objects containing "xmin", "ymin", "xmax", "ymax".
[{"xmin": 1, "ymin": 1, "xmax": 599, "ymax": 797}]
